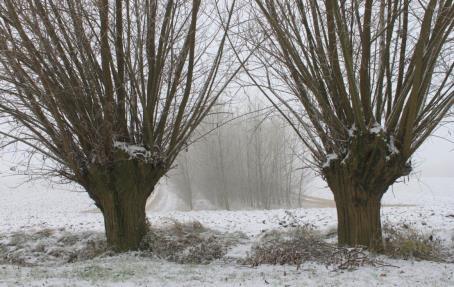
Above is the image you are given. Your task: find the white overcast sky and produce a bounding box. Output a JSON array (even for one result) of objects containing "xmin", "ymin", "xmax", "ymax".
[{"xmin": 413, "ymin": 124, "xmax": 454, "ymax": 177}]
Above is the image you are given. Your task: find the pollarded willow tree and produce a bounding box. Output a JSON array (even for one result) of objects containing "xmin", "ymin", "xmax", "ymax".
[
  {"xmin": 0, "ymin": 0, "xmax": 239, "ymax": 251},
  {"xmin": 248, "ymin": 0, "xmax": 453, "ymax": 250}
]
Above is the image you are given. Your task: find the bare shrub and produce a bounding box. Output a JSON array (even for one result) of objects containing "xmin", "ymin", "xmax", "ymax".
[
  {"xmin": 244, "ymin": 225, "xmax": 386, "ymax": 270},
  {"xmin": 383, "ymin": 223, "xmax": 448, "ymax": 262},
  {"xmin": 243, "ymin": 225, "xmax": 326, "ymax": 267},
  {"xmin": 140, "ymin": 220, "xmax": 245, "ymax": 264}
]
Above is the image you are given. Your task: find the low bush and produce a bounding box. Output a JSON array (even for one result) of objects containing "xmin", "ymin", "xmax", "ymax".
[
  {"xmin": 243, "ymin": 224, "xmax": 382, "ymax": 270},
  {"xmin": 383, "ymin": 222, "xmax": 447, "ymax": 262},
  {"xmin": 140, "ymin": 220, "xmax": 245, "ymax": 264}
]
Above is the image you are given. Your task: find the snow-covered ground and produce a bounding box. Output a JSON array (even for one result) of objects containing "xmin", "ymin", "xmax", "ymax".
[{"xmin": 0, "ymin": 176, "xmax": 454, "ymax": 286}]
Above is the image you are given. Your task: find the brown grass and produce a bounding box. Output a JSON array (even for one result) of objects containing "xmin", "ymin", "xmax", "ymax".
[
  {"xmin": 0, "ymin": 229, "xmax": 108, "ymax": 266},
  {"xmin": 243, "ymin": 224, "xmax": 384, "ymax": 270},
  {"xmin": 140, "ymin": 220, "xmax": 246, "ymax": 264},
  {"xmin": 383, "ymin": 222, "xmax": 448, "ymax": 262}
]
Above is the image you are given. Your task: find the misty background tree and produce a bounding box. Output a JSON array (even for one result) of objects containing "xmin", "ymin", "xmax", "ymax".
[
  {"xmin": 247, "ymin": 0, "xmax": 453, "ymax": 250},
  {"xmin": 0, "ymin": 0, "xmax": 239, "ymax": 251},
  {"xmin": 167, "ymin": 100, "xmax": 307, "ymax": 210}
]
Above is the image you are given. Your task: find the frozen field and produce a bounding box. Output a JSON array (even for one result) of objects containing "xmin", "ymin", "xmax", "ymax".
[{"xmin": 0, "ymin": 176, "xmax": 453, "ymax": 286}]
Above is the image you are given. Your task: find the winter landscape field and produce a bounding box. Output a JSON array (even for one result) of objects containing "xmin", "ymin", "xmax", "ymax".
[
  {"xmin": 0, "ymin": 174, "xmax": 453, "ymax": 287},
  {"xmin": 0, "ymin": 0, "xmax": 453, "ymax": 286}
]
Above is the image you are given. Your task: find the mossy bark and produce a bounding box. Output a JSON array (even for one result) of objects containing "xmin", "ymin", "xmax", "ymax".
[{"xmin": 86, "ymin": 151, "xmax": 162, "ymax": 251}]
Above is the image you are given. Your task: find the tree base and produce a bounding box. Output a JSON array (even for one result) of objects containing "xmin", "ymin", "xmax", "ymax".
[
  {"xmin": 86, "ymin": 152, "xmax": 162, "ymax": 251},
  {"xmin": 327, "ymin": 168, "xmax": 386, "ymax": 251},
  {"xmin": 321, "ymin": 132, "xmax": 412, "ymax": 251},
  {"xmin": 334, "ymin": 193, "xmax": 383, "ymax": 251},
  {"xmin": 100, "ymin": 191, "xmax": 148, "ymax": 251}
]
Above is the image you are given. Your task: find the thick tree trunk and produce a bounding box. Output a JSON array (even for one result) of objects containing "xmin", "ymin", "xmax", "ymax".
[
  {"xmin": 333, "ymin": 189, "xmax": 383, "ymax": 251},
  {"xmin": 322, "ymin": 131, "xmax": 412, "ymax": 251},
  {"xmin": 327, "ymin": 171, "xmax": 386, "ymax": 251},
  {"xmin": 86, "ymin": 152, "xmax": 162, "ymax": 251},
  {"xmin": 99, "ymin": 190, "xmax": 148, "ymax": 251}
]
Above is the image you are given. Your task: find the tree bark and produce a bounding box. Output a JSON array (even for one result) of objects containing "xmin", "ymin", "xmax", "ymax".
[
  {"xmin": 322, "ymin": 132, "xmax": 412, "ymax": 251},
  {"xmin": 86, "ymin": 152, "xmax": 162, "ymax": 251},
  {"xmin": 99, "ymin": 189, "xmax": 148, "ymax": 251},
  {"xmin": 325, "ymin": 163, "xmax": 389, "ymax": 251},
  {"xmin": 333, "ymin": 187, "xmax": 383, "ymax": 251}
]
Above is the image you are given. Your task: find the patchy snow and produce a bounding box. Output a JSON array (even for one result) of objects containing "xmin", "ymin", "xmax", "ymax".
[
  {"xmin": 0, "ymin": 176, "xmax": 454, "ymax": 286},
  {"xmin": 113, "ymin": 141, "xmax": 152, "ymax": 160},
  {"xmin": 369, "ymin": 123, "xmax": 383, "ymax": 134},
  {"xmin": 348, "ymin": 124, "xmax": 357, "ymax": 137},
  {"xmin": 387, "ymin": 136, "xmax": 399, "ymax": 157},
  {"xmin": 322, "ymin": 153, "xmax": 338, "ymax": 168},
  {"xmin": 1, "ymin": 256, "xmax": 453, "ymax": 287}
]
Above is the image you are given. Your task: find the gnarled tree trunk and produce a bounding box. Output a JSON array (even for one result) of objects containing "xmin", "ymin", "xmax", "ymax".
[
  {"xmin": 335, "ymin": 194, "xmax": 383, "ymax": 250},
  {"xmin": 326, "ymin": 169, "xmax": 386, "ymax": 251},
  {"xmin": 86, "ymin": 151, "xmax": 162, "ymax": 251},
  {"xmin": 99, "ymin": 188, "xmax": 148, "ymax": 251},
  {"xmin": 323, "ymin": 133, "xmax": 411, "ymax": 251}
]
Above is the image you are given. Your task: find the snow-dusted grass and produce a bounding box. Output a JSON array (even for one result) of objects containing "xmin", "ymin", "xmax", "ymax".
[
  {"xmin": 382, "ymin": 220, "xmax": 454, "ymax": 262},
  {"xmin": 1, "ymin": 254, "xmax": 453, "ymax": 287},
  {"xmin": 0, "ymin": 229, "xmax": 107, "ymax": 266},
  {"xmin": 1, "ymin": 177, "xmax": 454, "ymax": 286},
  {"xmin": 140, "ymin": 220, "xmax": 246, "ymax": 264}
]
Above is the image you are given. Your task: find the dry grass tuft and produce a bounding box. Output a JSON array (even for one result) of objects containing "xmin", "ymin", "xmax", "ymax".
[
  {"xmin": 383, "ymin": 222, "xmax": 448, "ymax": 262},
  {"xmin": 140, "ymin": 220, "xmax": 245, "ymax": 264}
]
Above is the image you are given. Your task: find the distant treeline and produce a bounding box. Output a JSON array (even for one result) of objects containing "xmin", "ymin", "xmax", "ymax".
[{"xmin": 167, "ymin": 102, "xmax": 308, "ymax": 210}]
